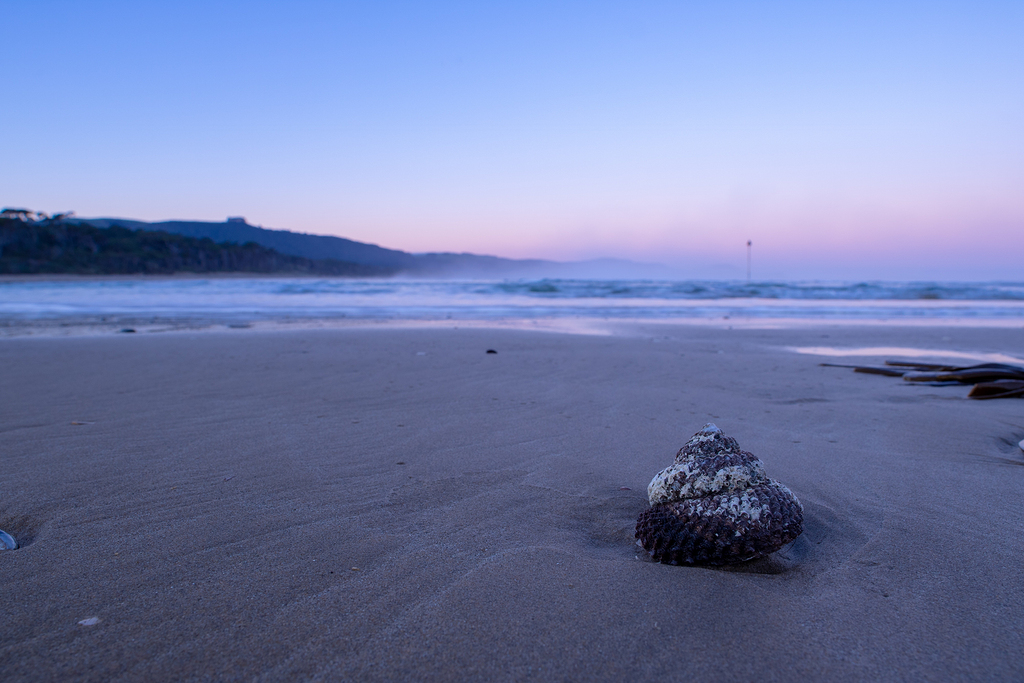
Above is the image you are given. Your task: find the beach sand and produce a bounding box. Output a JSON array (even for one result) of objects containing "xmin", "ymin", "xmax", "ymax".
[{"xmin": 1, "ymin": 324, "xmax": 1023, "ymax": 681}]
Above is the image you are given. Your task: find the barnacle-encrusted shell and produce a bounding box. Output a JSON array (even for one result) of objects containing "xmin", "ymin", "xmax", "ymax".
[{"xmin": 635, "ymin": 424, "xmax": 803, "ymax": 565}]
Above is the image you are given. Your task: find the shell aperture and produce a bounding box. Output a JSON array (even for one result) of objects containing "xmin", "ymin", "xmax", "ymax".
[{"xmin": 635, "ymin": 424, "xmax": 803, "ymax": 566}]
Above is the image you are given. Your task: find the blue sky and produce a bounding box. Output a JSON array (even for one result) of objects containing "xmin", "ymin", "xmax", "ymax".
[{"xmin": 3, "ymin": 1, "xmax": 1022, "ymax": 279}]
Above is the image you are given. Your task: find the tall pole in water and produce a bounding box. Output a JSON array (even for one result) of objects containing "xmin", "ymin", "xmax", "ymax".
[{"xmin": 746, "ymin": 240, "xmax": 752, "ymax": 282}]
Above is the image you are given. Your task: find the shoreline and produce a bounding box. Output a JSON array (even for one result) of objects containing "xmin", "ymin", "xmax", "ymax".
[
  {"xmin": 2, "ymin": 312, "xmax": 1024, "ymax": 341},
  {"xmin": 4, "ymin": 277, "xmax": 1023, "ymax": 340}
]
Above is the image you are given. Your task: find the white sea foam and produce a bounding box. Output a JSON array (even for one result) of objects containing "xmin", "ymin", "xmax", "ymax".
[
  {"xmin": 1, "ymin": 278, "xmax": 1023, "ymax": 326},
  {"xmin": 790, "ymin": 346, "xmax": 1024, "ymax": 365}
]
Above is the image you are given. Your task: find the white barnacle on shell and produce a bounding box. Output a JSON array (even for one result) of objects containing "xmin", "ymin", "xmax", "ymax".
[
  {"xmin": 647, "ymin": 462, "xmax": 766, "ymax": 504},
  {"xmin": 685, "ymin": 424, "xmax": 723, "ymax": 444}
]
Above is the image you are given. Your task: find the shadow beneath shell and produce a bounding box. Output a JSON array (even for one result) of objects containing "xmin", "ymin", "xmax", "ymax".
[
  {"xmin": 716, "ymin": 536, "xmax": 810, "ymax": 574},
  {"xmin": 721, "ymin": 497, "xmax": 871, "ymax": 575}
]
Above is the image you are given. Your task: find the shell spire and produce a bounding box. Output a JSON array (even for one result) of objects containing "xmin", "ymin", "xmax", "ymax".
[
  {"xmin": 676, "ymin": 423, "xmax": 740, "ymax": 459},
  {"xmin": 635, "ymin": 424, "xmax": 803, "ymax": 565}
]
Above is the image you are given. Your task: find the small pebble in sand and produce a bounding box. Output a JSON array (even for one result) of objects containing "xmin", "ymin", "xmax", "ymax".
[
  {"xmin": 486, "ymin": 349, "xmax": 497, "ymax": 354},
  {"xmin": 0, "ymin": 530, "xmax": 18, "ymax": 550}
]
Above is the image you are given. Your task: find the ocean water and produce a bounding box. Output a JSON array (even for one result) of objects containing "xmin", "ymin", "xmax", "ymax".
[{"xmin": 2, "ymin": 278, "xmax": 1023, "ymax": 326}]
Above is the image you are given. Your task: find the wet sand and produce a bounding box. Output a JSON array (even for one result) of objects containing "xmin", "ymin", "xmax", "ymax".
[{"xmin": 1, "ymin": 324, "xmax": 1023, "ymax": 681}]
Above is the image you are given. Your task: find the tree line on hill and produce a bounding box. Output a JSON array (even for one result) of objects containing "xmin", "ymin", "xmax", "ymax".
[
  {"xmin": 0, "ymin": 217, "xmax": 396, "ymax": 276},
  {"xmin": 0, "ymin": 208, "xmax": 672, "ymax": 278}
]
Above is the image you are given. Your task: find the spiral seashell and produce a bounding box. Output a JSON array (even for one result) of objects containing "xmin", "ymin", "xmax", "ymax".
[{"xmin": 635, "ymin": 424, "xmax": 803, "ymax": 565}]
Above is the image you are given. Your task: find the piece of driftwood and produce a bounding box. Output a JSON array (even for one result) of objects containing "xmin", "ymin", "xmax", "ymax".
[
  {"xmin": 967, "ymin": 380, "xmax": 1024, "ymax": 400},
  {"xmin": 818, "ymin": 363, "xmax": 906, "ymax": 377},
  {"xmin": 901, "ymin": 364, "xmax": 1024, "ymax": 384},
  {"xmin": 821, "ymin": 361, "xmax": 1024, "ymax": 399}
]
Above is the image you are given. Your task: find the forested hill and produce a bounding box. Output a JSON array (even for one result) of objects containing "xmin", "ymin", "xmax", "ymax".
[
  {"xmin": 82, "ymin": 217, "xmax": 420, "ymax": 270},
  {"xmin": 74, "ymin": 217, "xmax": 673, "ymax": 278},
  {"xmin": 0, "ymin": 219, "xmax": 396, "ymax": 276}
]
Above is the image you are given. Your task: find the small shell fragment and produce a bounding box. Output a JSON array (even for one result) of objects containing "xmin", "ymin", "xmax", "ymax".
[{"xmin": 0, "ymin": 530, "xmax": 17, "ymax": 550}]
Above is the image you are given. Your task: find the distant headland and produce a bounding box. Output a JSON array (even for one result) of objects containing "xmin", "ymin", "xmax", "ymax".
[{"xmin": 0, "ymin": 208, "xmax": 674, "ymax": 278}]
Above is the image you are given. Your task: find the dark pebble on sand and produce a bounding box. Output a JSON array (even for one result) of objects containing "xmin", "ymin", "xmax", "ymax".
[
  {"xmin": 486, "ymin": 349, "xmax": 497, "ymax": 354},
  {"xmin": 120, "ymin": 328, "xmax": 136, "ymax": 333}
]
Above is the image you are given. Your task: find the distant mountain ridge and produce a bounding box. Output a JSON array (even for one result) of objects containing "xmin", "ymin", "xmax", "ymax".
[
  {"xmin": 80, "ymin": 217, "xmax": 416, "ymax": 270},
  {"xmin": 77, "ymin": 217, "xmax": 675, "ymax": 279},
  {"xmin": 0, "ymin": 218, "xmax": 390, "ymax": 276}
]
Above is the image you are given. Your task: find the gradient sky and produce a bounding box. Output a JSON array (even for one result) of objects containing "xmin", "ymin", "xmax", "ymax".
[{"xmin": 3, "ymin": 1, "xmax": 1022, "ymax": 279}]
